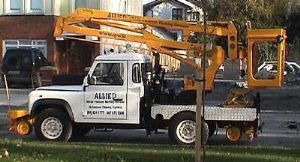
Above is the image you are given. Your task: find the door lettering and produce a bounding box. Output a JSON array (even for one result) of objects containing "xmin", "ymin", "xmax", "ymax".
[{"xmin": 94, "ymin": 92, "xmax": 117, "ymax": 100}]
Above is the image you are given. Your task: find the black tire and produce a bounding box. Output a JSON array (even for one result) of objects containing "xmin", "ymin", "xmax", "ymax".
[
  {"xmin": 34, "ymin": 108, "xmax": 72, "ymax": 142},
  {"xmin": 71, "ymin": 124, "xmax": 92, "ymax": 139},
  {"xmin": 207, "ymin": 122, "xmax": 217, "ymax": 138},
  {"xmin": 168, "ymin": 112, "xmax": 209, "ymax": 145}
]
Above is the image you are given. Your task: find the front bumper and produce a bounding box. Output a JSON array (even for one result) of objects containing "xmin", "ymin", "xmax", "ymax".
[{"xmin": 7, "ymin": 109, "xmax": 34, "ymax": 136}]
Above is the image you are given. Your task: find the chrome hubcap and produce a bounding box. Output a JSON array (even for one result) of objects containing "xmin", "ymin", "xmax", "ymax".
[
  {"xmin": 41, "ymin": 117, "xmax": 63, "ymax": 139},
  {"xmin": 176, "ymin": 120, "xmax": 195, "ymax": 144}
]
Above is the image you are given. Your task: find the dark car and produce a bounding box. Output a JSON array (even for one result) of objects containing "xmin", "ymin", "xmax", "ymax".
[{"xmin": 2, "ymin": 48, "xmax": 53, "ymax": 87}]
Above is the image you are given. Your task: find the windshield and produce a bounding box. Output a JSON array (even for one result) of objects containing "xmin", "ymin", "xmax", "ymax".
[{"xmin": 92, "ymin": 63, "xmax": 124, "ymax": 85}]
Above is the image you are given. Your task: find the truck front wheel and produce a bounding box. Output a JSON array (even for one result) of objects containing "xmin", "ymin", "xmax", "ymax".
[
  {"xmin": 168, "ymin": 112, "xmax": 209, "ymax": 145},
  {"xmin": 34, "ymin": 108, "xmax": 72, "ymax": 142}
]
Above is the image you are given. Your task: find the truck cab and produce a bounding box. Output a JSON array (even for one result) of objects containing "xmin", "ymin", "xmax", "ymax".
[
  {"xmin": 82, "ymin": 53, "xmax": 151, "ymax": 124},
  {"xmin": 25, "ymin": 53, "xmax": 153, "ymax": 141}
]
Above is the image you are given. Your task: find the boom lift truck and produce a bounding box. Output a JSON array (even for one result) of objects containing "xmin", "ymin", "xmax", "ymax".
[{"xmin": 7, "ymin": 8, "xmax": 286, "ymax": 145}]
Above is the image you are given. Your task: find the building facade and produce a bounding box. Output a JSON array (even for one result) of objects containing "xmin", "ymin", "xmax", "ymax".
[
  {"xmin": 0, "ymin": 0, "xmax": 142, "ymax": 74},
  {"xmin": 144, "ymin": 0, "xmax": 202, "ymax": 21},
  {"xmin": 143, "ymin": 0, "xmax": 203, "ymax": 71}
]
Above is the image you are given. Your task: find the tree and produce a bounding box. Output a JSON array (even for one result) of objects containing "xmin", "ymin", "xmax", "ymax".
[
  {"xmin": 187, "ymin": 0, "xmax": 294, "ymax": 46},
  {"xmin": 287, "ymin": 12, "xmax": 300, "ymax": 43},
  {"xmin": 206, "ymin": 0, "xmax": 294, "ymax": 28}
]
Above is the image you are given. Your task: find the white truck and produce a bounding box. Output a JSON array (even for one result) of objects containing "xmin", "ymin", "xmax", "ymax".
[
  {"xmin": 8, "ymin": 52, "xmax": 259, "ymax": 145},
  {"xmin": 7, "ymin": 8, "xmax": 286, "ymax": 145}
]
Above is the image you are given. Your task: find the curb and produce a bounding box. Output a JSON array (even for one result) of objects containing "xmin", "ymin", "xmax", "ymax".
[
  {"xmin": 0, "ymin": 88, "xmax": 32, "ymax": 92},
  {"xmin": 261, "ymin": 110, "xmax": 300, "ymax": 114}
]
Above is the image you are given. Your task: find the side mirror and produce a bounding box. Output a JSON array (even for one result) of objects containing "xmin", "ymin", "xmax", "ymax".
[
  {"xmin": 86, "ymin": 74, "xmax": 97, "ymax": 85},
  {"xmin": 83, "ymin": 75, "xmax": 91, "ymax": 91}
]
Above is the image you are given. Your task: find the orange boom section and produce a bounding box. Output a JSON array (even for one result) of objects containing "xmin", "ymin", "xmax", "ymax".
[{"xmin": 54, "ymin": 8, "xmax": 286, "ymax": 90}]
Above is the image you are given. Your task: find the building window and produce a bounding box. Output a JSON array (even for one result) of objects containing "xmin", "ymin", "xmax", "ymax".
[
  {"xmin": 147, "ymin": 10, "xmax": 153, "ymax": 17},
  {"xmin": 4, "ymin": 0, "xmax": 45, "ymax": 15},
  {"xmin": 172, "ymin": 8, "xmax": 183, "ymax": 20},
  {"xmin": 3, "ymin": 40, "xmax": 48, "ymax": 58},
  {"xmin": 72, "ymin": 0, "xmax": 99, "ymax": 11},
  {"xmin": 26, "ymin": 0, "xmax": 44, "ymax": 14},
  {"xmin": 89, "ymin": 0, "xmax": 99, "ymax": 9},
  {"xmin": 187, "ymin": 12, "xmax": 200, "ymax": 21},
  {"xmin": 5, "ymin": 0, "xmax": 24, "ymax": 15},
  {"xmin": 75, "ymin": 0, "xmax": 86, "ymax": 9}
]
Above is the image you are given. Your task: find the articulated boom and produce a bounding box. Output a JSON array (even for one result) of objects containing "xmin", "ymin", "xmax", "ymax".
[{"xmin": 54, "ymin": 8, "xmax": 286, "ymax": 90}]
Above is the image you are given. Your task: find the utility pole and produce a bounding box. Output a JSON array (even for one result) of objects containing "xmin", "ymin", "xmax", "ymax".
[
  {"xmin": 195, "ymin": 70, "xmax": 204, "ymax": 162},
  {"xmin": 192, "ymin": 0, "xmax": 207, "ymax": 162}
]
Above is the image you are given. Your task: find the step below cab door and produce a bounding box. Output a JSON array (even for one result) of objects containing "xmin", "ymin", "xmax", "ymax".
[{"xmin": 84, "ymin": 61, "xmax": 128, "ymax": 123}]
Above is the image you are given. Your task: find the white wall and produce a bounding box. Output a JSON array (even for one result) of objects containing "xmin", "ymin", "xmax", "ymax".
[
  {"xmin": 100, "ymin": 0, "xmax": 142, "ymax": 15},
  {"xmin": 0, "ymin": 0, "xmax": 144, "ymax": 16},
  {"xmin": 100, "ymin": 0, "xmax": 143, "ymax": 54},
  {"xmin": 145, "ymin": 1, "xmax": 189, "ymax": 20},
  {"xmin": 144, "ymin": 1, "xmax": 194, "ymax": 71},
  {"xmin": 0, "ymin": 0, "xmax": 62, "ymax": 15},
  {"xmin": 45, "ymin": 0, "xmax": 61, "ymax": 15},
  {"xmin": 145, "ymin": 1, "xmax": 189, "ymax": 42}
]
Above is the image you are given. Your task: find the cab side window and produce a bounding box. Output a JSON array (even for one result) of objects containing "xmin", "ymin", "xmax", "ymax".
[
  {"xmin": 132, "ymin": 63, "xmax": 141, "ymax": 83},
  {"xmin": 91, "ymin": 63, "xmax": 124, "ymax": 85}
]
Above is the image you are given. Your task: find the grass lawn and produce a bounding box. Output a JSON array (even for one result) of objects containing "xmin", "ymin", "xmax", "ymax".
[{"xmin": 0, "ymin": 138, "xmax": 299, "ymax": 162}]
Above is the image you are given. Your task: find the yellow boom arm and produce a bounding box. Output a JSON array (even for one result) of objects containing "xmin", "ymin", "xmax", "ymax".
[{"xmin": 54, "ymin": 8, "xmax": 286, "ymax": 90}]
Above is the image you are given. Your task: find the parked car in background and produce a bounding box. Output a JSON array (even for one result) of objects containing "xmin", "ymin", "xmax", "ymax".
[
  {"xmin": 288, "ymin": 62, "xmax": 300, "ymax": 74},
  {"xmin": 1, "ymin": 48, "xmax": 54, "ymax": 87},
  {"xmin": 257, "ymin": 61, "xmax": 300, "ymax": 83}
]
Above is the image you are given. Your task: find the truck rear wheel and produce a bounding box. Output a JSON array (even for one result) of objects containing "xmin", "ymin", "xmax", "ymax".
[
  {"xmin": 168, "ymin": 112, "xmax": 209, "ymax": 145},
  {"xmin": 34, "ymin": 108, "xmax": 72, "ymax": 142}
]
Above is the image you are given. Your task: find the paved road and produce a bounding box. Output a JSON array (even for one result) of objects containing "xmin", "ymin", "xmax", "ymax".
[
  {"xmin": 74, "ymin": 111, "xmax": 300, "ymax": 148},
  {"xmin": 0, "ymin": 89, "xmax": 30, "ymax": 107}
]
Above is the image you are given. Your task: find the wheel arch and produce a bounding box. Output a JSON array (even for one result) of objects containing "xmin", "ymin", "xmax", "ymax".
[
  {"xmin": 169, "ymin": 110, "xmax": 195, "ymax": 122},
  {"xmin": 31, "ymin": 99, "xmax": 74, "ymax": 121}
]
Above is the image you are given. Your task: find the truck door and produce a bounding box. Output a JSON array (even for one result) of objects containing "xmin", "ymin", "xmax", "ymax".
[{"xmin": 84, "ymin": 61, "xmax": 128, "ymax": 123}]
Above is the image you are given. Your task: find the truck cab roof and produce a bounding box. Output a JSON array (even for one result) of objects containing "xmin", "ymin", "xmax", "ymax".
[{"xmin": 95, "ymin": 53, "xmax": 151, "ymax": 62}]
